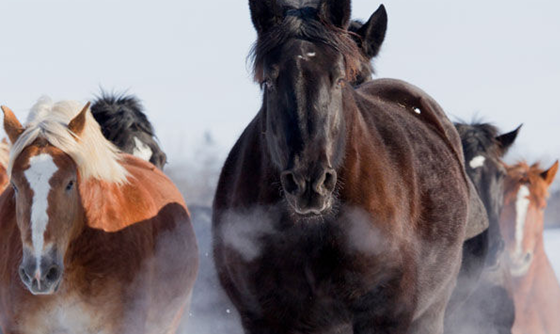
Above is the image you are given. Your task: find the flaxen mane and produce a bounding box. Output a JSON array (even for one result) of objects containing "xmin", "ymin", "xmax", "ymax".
[
  {"xmin": 8, "ymin": 97, "xmax": 128, "ymax": 184},
  {"xmin": 0, "ymin": 139, "xmax": 9, "ymax": 171}
]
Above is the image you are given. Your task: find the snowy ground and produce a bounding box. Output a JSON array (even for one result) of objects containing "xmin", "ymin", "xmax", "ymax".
[
  {"xmin": 179, "ymin": 209, "xmax": 560, "ymax": 333},
  {"xmin": 1, "ymin": 210, "xmax": 557, "ymax": 334}
]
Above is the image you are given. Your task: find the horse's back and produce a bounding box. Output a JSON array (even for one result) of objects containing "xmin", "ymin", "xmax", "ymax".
[
  {"xmin": 356, "ymin": 78, "xmax": 463, "ymax": 160},
  {"xmin": 357, "ymin": 79, "xmax": 487, "ymax": 237}
]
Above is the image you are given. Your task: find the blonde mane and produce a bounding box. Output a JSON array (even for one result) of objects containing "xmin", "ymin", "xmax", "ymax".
[
  {"xmin": 0, "ymin": 139, "xmax": 9, "ymax": 170},
  {"xmin": 8, "ymin": 97, "xmax": 128, "ymax": 184}
]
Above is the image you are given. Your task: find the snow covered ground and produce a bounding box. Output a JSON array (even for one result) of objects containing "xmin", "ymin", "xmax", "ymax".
[{"xmin": 179, "ymin": 209, "xmax": 560, "ymax": 333}]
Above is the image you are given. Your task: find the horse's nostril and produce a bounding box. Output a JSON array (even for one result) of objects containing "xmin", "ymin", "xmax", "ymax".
[
  {"xmin": 322, "ymin": 169, "xmax": 337, "ymax": 193},
  {"xmin": 281, "ymin": 171, "xmax": 301, "ymax": 196},
  {"xmin": 315, "ymin": 169, "xmax": 337, "ymax": 195},
  {"xmin": 46, "ymin": 266, "xmax": 60, "ymax": 282},
  {"xmin": 524, "ymin": 253, "xmax": 533, "ymax": 263},
  {"xmin": 19, "ymin": 266, "xmax": 31, "ymax": 283}
]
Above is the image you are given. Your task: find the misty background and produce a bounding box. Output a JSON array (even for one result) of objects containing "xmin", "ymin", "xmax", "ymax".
[
  {"xmin": 1, "ymin": 0, "xmax": 559, "ymax": 214},
  {"xmin": 0, "ymin": 0, "xmax": 559, "ymax": 332}
]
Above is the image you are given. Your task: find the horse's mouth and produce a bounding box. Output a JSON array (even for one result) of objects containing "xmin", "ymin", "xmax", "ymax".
[{"xmin": 287, "ymin": 196, "xmax": 334, "ymax": 221}]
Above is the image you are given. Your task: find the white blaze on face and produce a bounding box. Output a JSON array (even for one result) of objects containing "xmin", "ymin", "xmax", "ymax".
[
  {"xmin": 24, "ymin": 154, "xmax": 58, "ymax": 268},
  {"xmin": 132, "ymin": 137, "xmax": 153, "ymax": 161},
  {"xmin": 469, "ymin": 155, "xmax": 486, "ymax": 169},
  {"xmin": 514, "ymin": 185, "xmax": 531, "ymax": 256}
]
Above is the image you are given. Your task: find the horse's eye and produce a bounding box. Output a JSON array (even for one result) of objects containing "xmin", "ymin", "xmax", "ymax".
[
  {"xmin": 66, "ymin": 180, "xmax": 75, "ymax": 192},
  {"xmin": 264, "ymin": 79, "xmax": 274, "ymax": 90},
  {"xmin": 336, "ymin": 78, "xmax": 346, "ymax": 88}
]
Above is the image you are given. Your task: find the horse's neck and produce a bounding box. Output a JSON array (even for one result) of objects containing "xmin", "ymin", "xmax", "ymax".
[
  {"xmin": 516, "ymin": 239, "xmax": 560, "ymax": 306},
  {"xmin": 339, "ymin": 95, "xmax": 395, "ymax": 211}
]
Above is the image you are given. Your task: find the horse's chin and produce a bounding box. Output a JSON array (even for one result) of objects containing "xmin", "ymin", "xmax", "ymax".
[{"xmin": 286, "ymin": 196, "xmax": 335, "ymax": 222}]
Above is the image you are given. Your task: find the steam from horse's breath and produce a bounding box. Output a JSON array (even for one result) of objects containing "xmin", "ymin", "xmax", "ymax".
[{"xmin": 177, "ymin": 204, "xmax": 557, "ymax": 334}]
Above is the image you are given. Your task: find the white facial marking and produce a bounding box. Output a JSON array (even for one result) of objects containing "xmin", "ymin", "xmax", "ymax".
[
  {"xmin": 297, "ymin": 52, "xmax": 316, "ymax": 60},
  {"xmin": 24, "ymin": 154, "xmax": 59, "ymax": 268},
  {"xmin": 514, "ymin": 185, "xmax": 531, "ymax": 256},
  {"xmin": 469, "ymin": 155, "xmax": 486, "ymax": 169},
  {"xmin": 132, "ymin": 137, "xmax": 153, "ymax": 161}
]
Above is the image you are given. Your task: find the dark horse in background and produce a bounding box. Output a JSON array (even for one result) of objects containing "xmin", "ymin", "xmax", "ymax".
[
  {"xmin": 444, "ymin": 123, "xmax": 521, "ymax": 334},
  {"xmin": 213, "ymin": 1, "xmax": 486, "ymax": 333},
  {"xmin": 91, "ymin": 93, "xmax": 167, "ymax": 169}
]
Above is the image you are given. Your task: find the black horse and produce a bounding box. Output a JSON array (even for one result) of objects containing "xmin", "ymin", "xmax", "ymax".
[
  {"xmin": 444, "ymin": 123, "xmax": 521, "ymax": 334},
  {"xmin": 213, "ymin": 1, "xmax": 485, "ymax": 333},
  {"xmin": 91, "ymin": 93, "xmax": 167, "ymax": 169}
]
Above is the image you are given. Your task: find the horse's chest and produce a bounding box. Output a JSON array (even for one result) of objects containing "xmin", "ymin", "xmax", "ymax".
[
  {"xmin": 20, "ymin": 295, "xmax": 114, "ymax": 334},
  {"xmin": 247, "ymin": 227, "xmax": 371, "ymax": 300}
]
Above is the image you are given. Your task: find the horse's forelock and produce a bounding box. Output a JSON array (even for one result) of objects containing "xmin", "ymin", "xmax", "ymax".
[
  {"xmin": 507, "ymin": 162, "xmax": 551, "ymax": 208},
  {"xmin": 251, "ymin": 10, "xmax": 365, "ymax": 83},
  {"xmin": 7, "ymin": 98, "xmax": 128, "ymax": 185},
  {"xmin": 455, "ymin": 122, "xmax": 501, "ymax": 159}
]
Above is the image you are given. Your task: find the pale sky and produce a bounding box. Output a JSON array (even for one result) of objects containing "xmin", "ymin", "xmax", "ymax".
[{"xmin": 0, "ymin": 0, "xmax": 558, "ymax": 174}]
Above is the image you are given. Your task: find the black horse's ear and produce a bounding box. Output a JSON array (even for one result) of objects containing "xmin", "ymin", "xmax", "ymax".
[
  {"xmin": 318, "ymin": 0, "xmax": 351, "ymax": 29},
  {"xmin": 249, "ymin": 0, "xmax": 282, "ymax": 34},
  {"xmin": 496, "ymin": 124, "xmax": 522, "ymax": 155},
  {"xmin": 353, "ymin": 5, "xmax": 388, "ymax": 59}
]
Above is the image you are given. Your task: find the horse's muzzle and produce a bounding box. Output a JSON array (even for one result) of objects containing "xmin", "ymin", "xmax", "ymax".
[
  {"xmin": 508, "ymin": 252, "xmax": 533, "ymax": 277},
  {"xmin": 281, "ymin": 168, "xmax": 337, "ymax": 217},
  {"xmin": 19, "ymin": 254, "xmax": 63, "ymax": 295}
]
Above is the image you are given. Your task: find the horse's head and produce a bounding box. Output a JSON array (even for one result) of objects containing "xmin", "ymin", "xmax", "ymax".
[
  {"xmin": 250, "ymin": 0, "xmax": 365, "ymax": 218},
  {"xmin": 500, "ymin": 161, "xmax": 558, "ymax": 277},
  {"xmin": 2, "ymin": 99, "xmax": 127, "ymax": 295},
  {"xmin": 348, "ymin": 5, "xmax": 387, "ymax": 86},
  {"xmin": 455, "ymin": 123, "xmax": 521, "ymax": 227}
]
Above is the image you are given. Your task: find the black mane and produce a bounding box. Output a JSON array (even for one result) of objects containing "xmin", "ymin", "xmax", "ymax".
[
  {"xmin": 250, "ymin": 5, "xmax": 364, "ymax": 83},
  {"xmin": 91, "ymin": 92, "xmax": 167, "ymax": 169}
]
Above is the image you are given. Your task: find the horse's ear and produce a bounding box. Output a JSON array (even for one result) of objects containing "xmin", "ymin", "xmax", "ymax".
[
  {"xmin": 496, "ymin": 124, "xmax": 522, "ymax": 156},
  {"xmin": 249, "ymin": 0, "xmax": 282, "ymax": 34},
  {"xmin": 351, "ymin": 5, "xmax": 387, "ymax": 59},
  {"xmin": 2, "ymin": 106, "xmax": 24, "ymax": 144},
  {"xmin": 318, "ymin": 0, "xmax": 351, "ymax": 29},
  {"xmin": 541, "ymin": 160, "xmax": 559, "ymax": 187},
  {"xmin": 68, "ymin": 102, "xmax": 91, "ymax": 137}
]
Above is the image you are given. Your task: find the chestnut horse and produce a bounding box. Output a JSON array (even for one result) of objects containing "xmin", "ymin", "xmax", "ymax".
[
  {"xmin": 0, "ymin": 139, "xmax": 9, "ymax": 191},
  {"xmin": 213, "ymin": 1, "xmax": 485, "ymax": 333},
  {"xmin": 499, "ymin": 161, "xmax": 560, "ymax": 334},
  {"xmin": 0, "ymin": 98, "xmax": 198, "ymax": 334}
]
